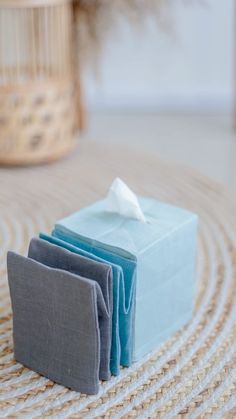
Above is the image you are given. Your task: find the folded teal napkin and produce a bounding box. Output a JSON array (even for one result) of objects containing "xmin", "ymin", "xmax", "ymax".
[
  {"xmin": 51, "ymin": 230, "xmax": 137, "ymax": 367},
  {"xmin": 7, "ymin": 248, "xmax": 110, "ymax": 395},
  {"xmin": 40, "ymin": 232, "xmax": 137, "ymax": 375},
  {"xmin": 28, "ymin": 238, "xmax": 113, "ymax": 381}
]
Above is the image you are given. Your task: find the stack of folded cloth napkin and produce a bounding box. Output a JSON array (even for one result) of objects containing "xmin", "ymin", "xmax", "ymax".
[{"xmin": 7, "ymin": 179, "xmax": 198, "ymax": 395}]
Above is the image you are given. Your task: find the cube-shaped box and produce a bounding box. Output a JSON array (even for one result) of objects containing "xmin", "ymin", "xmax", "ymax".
[{"xmin": 54, "ymin": 197, "xmax": 198, "ymax": 362}]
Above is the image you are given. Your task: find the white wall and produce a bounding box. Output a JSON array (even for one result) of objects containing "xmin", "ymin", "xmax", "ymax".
[{"xmin": 84, "ymin": 0, "xmax": 235, "ymax": 113}]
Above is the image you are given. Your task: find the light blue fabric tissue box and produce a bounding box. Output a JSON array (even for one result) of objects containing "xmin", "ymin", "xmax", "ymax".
[{"xmin": 53, "ymin": 197, "xmax": 198, "ymax": 362}]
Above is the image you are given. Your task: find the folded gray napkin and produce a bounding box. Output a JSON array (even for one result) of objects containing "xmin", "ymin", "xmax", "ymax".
[
  {"xmin": 28, "ymin": 238, "xmax": 113, "ymax": 381},
  {"xmin": 7, "ymin": 240, "xmax": 113, "ymax": 395}
]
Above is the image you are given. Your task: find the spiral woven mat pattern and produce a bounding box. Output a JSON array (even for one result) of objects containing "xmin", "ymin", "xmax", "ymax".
[{"xmin": 0, "ymin": 140, "xmax": 236, "ymax": 418}]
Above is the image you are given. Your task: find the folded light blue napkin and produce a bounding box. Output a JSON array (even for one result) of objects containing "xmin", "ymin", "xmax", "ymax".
[
  {"xmin": 40, "ymin": 232, "xmax": 137, "ymax": 375},
  {"xmin": 28, "ymin": 238, "xmax": 113, "ymax": 381},
  {"xmin": 51, "ymin": 230, "xmax": 137, "ymax": 366},
  {"xmin": 7, "ymin": 250, "xmax": 109, "ymax": 395}
]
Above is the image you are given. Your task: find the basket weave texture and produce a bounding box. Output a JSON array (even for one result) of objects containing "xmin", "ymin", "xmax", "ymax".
[
  {"xmin": 0, "ymin": 141, "xmax": 235, "ymax": 417},
  {"xmin": 0, "ymin": 0, "xmax": 78, "ymax": 165}
]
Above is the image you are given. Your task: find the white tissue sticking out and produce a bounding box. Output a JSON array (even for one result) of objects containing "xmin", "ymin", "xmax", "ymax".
[{"xmin": 105, "ymin": 178, "xmax": 146, "ymax": 222}]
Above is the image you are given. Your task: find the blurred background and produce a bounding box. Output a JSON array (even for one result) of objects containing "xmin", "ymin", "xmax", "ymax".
[
  {"xmin": 0, "ymin": 0, "xmax": 235, "ymax": 189},
  {"xmin": 82, "ymin": 0, "xmax": 236, "ymax": 190}
]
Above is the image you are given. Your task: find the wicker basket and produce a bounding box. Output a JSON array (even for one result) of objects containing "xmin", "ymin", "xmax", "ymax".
[{"xmin": 0, "ymin": 0, "xmax": 79, "ymax": 165}]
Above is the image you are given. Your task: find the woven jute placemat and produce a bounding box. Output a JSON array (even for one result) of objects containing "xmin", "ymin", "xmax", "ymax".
[{"xmin": 0, "ymin": 140, "xmax": 236, "ymax": 418}]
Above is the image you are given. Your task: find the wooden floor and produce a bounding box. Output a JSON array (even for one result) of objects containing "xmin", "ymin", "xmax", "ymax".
[{"xmin": 82, "ymin": 113, "xmax": 236, "ymax": 191}]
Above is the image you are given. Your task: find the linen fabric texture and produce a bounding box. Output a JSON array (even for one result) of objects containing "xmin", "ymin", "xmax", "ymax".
[
  {"xmin": 28, "ymin": 238, "xmax": 113, "ymax": 381},
  {"xmin": 40, "ymin": 232, "xmax": 137, "ymax": 376},
  {"xmin": 53, "ymin": 197, "xmax": 198, "ymax": 362},
  {"xmin": 7, "ymin": 238, "xmax": 113, "ymax": 395}
]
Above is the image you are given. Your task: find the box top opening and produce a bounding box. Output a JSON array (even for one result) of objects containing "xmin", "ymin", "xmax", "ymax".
[{"xmin": 55, "ymin": 197, "xmax": 198, "ymax": 258}]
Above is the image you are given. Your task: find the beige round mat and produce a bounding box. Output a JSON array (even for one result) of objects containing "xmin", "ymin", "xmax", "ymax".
[{"xmin": 0, "ymin": 140, "xmax": 236, "ymax": 418}]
